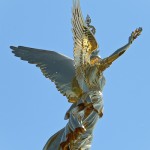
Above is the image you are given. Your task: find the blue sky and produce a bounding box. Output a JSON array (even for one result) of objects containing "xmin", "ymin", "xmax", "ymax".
[{"xmin": 0, "ymin": 0, "xmax": 150, "ymax": 150}]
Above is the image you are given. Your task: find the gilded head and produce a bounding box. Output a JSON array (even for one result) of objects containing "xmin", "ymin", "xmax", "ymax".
[{"xmin": 90, "ymin": 50, "xmax": 101, "ymax": 65}]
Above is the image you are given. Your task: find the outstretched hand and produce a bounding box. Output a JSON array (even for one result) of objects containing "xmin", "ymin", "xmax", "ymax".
[{"xmin": 129, "ymin": 27, "xmax": 142, "ymax": 44}]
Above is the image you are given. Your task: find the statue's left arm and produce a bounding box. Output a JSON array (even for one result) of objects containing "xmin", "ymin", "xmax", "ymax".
[{"xmin": 101, "ymin": 27, "xmax": 142, "ymax": 68}]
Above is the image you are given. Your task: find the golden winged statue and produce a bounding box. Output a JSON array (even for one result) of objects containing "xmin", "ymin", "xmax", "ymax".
[{"xmin": 10, "ymin": 0, "xmax": 142, "ymax": 149}]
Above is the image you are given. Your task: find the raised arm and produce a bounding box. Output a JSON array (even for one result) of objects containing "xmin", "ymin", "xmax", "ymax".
[{"xmin": 99, "ymin": 27, "xmax": 142, "ymax": 71}]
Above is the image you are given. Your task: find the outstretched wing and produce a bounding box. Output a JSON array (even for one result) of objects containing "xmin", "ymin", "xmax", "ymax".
[
  {"xmin": 11, "ymin": 46, "xmax": 79, "ymax": 102},
  {"xmin": 72, "ymin": 0, "xmax": 98, "ymax": 89}
]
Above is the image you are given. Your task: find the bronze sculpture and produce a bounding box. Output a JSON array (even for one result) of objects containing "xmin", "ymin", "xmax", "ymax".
[{"xmin": 10, "ymin": 0, "xmax": 142, "ymax": 149}]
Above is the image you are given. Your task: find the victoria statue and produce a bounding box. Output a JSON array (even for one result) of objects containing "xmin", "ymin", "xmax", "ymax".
[{"xmin": 11, "ymin": 0, "xmax": 142, "ymax": 149}]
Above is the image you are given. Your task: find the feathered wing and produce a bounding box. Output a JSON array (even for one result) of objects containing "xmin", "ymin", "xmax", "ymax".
[
  {"xmin": 72, "ymin": 0, "xmax": 99, "ymax": 89},
  {"xmin": 11, "ymin": 46, "xmax": 80, "ymax": 102}
]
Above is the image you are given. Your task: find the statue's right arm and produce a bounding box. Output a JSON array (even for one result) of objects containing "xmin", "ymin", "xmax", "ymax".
[{"xmin": 101, "ymin": 27, "xmax": 142, "ymax": 68}]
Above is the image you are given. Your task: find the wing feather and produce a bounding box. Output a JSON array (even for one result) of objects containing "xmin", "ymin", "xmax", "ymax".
[
  {"xmin": 11, "ymin": 46, "xmax": 80, "ymax": 102},
  {"xmin": 72, "ymin": 0, "xmax": 98, "ymax": 89}
]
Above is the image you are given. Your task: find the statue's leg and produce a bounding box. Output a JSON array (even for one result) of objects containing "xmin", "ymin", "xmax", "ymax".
[
  {"xmin": 60, "ymin": 103, "xmax": 100, "ymax": 150},
  {"xmin": 43, "ymin": 91, "xmax": 103, "ymax": 150}
]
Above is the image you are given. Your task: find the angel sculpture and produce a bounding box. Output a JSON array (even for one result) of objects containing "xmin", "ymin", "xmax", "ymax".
[{"xmin": 11, "ymin": 0, "xmax": 142, "ymax": 149}]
